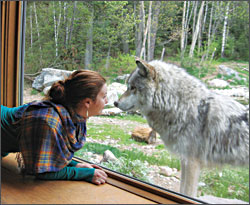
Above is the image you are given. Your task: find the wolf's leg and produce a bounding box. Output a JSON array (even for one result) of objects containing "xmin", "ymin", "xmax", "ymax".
[{"xmin": 180, "ymin": 158, "xmax": 201, "ymax": 197}]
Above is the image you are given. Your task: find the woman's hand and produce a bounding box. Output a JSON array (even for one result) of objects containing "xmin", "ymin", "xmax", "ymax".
[{"xmin": 75, "ymin": 163, "xmax": 108, "ymax": 185}]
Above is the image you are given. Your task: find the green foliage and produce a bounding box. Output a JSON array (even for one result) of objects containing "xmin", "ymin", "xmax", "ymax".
[
  {"xmin": 101, "ymin": 157, "xmax": 152, "ymax": 182},
  {"xmin": 24, "ymin": 1, "xmax": 249, "ymax": 76},
  {"xmin": 95, "ymin": 53, "xmax": 136, "ymax": 81},
  {"xmin": 31, "ymin": 89, "xmax": 39, "ymax": 95},
  {"xmin": 180, "ymin": 57, "xmax": 216, "ymax": 79},
  {"xmin": 75, "ymin": 142, "xmax": 180, "ymax": 170},
  {"xmin": 199, "ymin": 167, "xmax": 249, "ymax": 202}
]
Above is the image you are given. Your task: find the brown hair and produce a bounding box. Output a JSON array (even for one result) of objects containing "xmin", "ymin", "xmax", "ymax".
[{"xmin": 46, "ymin": 70, "xmax": 106, "ymax": 108}]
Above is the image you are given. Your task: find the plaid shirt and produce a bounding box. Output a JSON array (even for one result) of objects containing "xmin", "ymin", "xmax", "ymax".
[{"xmin": 18, "ymin": 101, "xmax": 86, "ymax": 174}]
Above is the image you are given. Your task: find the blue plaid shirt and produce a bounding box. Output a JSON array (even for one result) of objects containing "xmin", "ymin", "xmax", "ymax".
[{"xmin": 17, "ymin": 101, "xmax": 86, "ymax": 174}]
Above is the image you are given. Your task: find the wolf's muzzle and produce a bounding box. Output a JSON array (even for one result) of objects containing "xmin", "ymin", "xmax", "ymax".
[{"xmin": 114, "ymin": 101, "xmax": 118, "ymax": 107}]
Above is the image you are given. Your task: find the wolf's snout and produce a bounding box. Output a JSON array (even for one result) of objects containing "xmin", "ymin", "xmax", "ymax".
[{"xmin": 114, "ymin": 101, "xmax": 118, "ymax": 107}]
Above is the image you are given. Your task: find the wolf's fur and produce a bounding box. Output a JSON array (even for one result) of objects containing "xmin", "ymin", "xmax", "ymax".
[{"xmin": 114, "ymin": 58, "xmax": 249, "ymax": 197}]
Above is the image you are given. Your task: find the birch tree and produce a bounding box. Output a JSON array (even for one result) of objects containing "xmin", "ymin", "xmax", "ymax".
[
  {"xmin": 63, "ymin": 2, "xmax": 69, "ymax": 47},
  {"xmin": 33, "ymin": 2, "xmax": 41, "ymax": 53},
  {"xmin": 221, "ymin": 1, "xmax": 230, "ymax": 58},
  {"xmin": 140, "ymin": 1, "xmax": 152, "ymax": 60},
  {"xmin": 189, "ymin": 1, "xmax": 205, "ymax": 58},
  {"xmin": 85, "ymin": 5, "xmax": 94, "ymax": 70},
  {"xmin": 30, "ymin": 4, "xmax": 33, "ymax": 49},
  {"xmin": 53, "ymin": 1, "xmax": 62, "ymax": 57},
  {"xmin": 147, "ymin": 1, "xmax": 161, "ymax": 61},
  {"xmin": 180, "ymin": 1, "xmax": 186, "ymax": 59},
  {"xmin": 68, "ymin": 1, "xmax": 77, "ymax": 47}
]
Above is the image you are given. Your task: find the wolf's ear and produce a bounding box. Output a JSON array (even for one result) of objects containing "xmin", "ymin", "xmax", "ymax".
[{"xmin": 136, "ymin": 58, "xmax": 156, "ymax": 79}]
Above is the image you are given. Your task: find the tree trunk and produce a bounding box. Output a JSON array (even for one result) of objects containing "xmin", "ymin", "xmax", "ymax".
[
  {"xmin": 63, "ymin": 2, "xmax": 69, "ymax": 48},
  {"xmin": 146, "ymin": 1, "xmax": 152, "ymax": 61},
  {"xmin": 221, "ymin": 1, "xmax": 230, "ymax": 58},
  {"xmin": 160, "ymin": 47, "xmax": 165, "ymax": 61},
  {"xmin": 135, "ymin": 1, "xmax": 144, "ymax": 57},
  {"xmin": 181, "ymin": 1, "xmax": 186, "ymax": 59},
  {"xmin": 105, "ymin": 42, "xmax": 112, "ymax": 70},
  {"xmin": 189, "ymin": 1, "xmax": 205, "ymax": 58},
  {"xmin": 192, "ymin": 1, "xmax": 198, "ymax": 36},
  {"xmin": 30, "ymin": 4, "xmax": 33, "ymax": 49},
  {"xmin": 184, "ymin": 1, "xmax": 194, "ymax": 54},
  {"xmin": 148, "ymin": 1, "xmax": 161, "ymax": 61},
  {"xmin": 69, "ymin": 1, "xmax": 77, "ymax": 47},
  {"xmin": 140, "ymin": 1, "xmax": 152, "ymax": 60},
  {"xmin": 198, "ymin": 1, "xmax": 208, "ymax": 56},
  {"xmin": 53, "ymin": 1, "xmax": 62, "ymax": 57},
  {"xmin": 85, "ymin": 5, "xmax": 94, "ymax": 70},
  {"xmin": 33, "ymin": 2, "xmax": 41, "ymax": 52}
]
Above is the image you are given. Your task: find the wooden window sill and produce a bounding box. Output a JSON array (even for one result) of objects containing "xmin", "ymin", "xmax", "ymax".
[{"xmin": 1, "ymin": 154, "xmax": 203, "ymax": 204}]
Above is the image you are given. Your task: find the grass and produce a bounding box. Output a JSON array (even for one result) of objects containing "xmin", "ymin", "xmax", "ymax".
[
  {"xmin": 75, "ymin": 113, "xmax": 249, "ymax": 202},
  {"xmin": 199, "ymin": 166, "xmax": 249, "ymax": 202},
  {"xmin": 87, "ymin": 123, "xmax": 144, "ymax": 145},
  {"xmin": 75, "ymin": 142, "xmax": 181, "ymax": 169}
]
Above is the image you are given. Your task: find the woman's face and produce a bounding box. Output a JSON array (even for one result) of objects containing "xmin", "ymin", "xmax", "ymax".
[{"xmin": 89, "ymin": 84, "xmax": 108, "ymax": 116}]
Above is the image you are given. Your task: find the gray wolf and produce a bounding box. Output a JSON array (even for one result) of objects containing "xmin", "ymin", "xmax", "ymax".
[{"xmin": 114, "ymin": 58, "xmax": 249, "ymax": 197}]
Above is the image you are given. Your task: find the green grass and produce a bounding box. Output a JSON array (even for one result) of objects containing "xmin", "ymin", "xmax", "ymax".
[
  {"xmin": 75, "ymin": 142, "xmax": 181, "ymax": 170},
  {"xmin": 199, "ymin": 167, "xmax": 249, "ymax": 202},
  {"xmin": 87, "ymin": 123, "xmax": 143, "ymax": 145},
  {"xmin": 77, "ymin": 111, "xmax": 249, "ymax": 202}
]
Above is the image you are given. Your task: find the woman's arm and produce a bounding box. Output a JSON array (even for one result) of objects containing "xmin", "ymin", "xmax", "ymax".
[
  {"xmin": 36, "ymin": 166, "xmax": 95, "ymax": 182},
  {"xmin": 36, "ymin": 163, "xmax": 108, "ymax": 185}
]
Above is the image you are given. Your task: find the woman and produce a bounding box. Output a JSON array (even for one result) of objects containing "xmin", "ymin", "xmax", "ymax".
[{"xmin": 1, "ymin": 70, "xmax": 108, "ymax": 185}]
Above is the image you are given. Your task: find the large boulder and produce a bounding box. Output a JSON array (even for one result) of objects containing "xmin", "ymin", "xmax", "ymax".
[
  {"xmin": 107, "ymin": 82, "xmax": 127, "ymax": 107},
  {"xmin": 32, "ymin": 68, "xmax": 74, "ymax": 92},
  {"xmin": 218, "ymin": 65, "xmax": 242, "ymax": 81}
]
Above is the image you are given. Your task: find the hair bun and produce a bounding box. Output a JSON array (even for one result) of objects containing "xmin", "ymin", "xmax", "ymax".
[{"xmin": 48, "ymin": 80, "xmax": 66, "ymax": 104}]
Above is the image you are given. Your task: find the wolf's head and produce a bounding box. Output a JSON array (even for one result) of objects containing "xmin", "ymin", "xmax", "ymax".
[{"xmin": 114, "ymin": 58, "xmax": 158, "ymax": 113}]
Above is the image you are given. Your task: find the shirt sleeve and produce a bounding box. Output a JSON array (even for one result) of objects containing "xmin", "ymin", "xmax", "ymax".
[
  {"xmin": 67, "ymin": 159, "xmax": 79, "ymax": 167},
  {"xmin": 36, "ymin": 166, "xmax": 95, "ymax": 183}
]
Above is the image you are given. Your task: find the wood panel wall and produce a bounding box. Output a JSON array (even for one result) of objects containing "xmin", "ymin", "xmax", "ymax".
[{"xmin": 1, "ymin": 1, "xmax": 22, "ymax": 107}]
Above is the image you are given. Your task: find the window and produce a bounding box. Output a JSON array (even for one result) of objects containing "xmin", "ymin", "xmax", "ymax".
[{"xmin": 3, "ymin": 1, "xmax": 248, "ymax": 204}]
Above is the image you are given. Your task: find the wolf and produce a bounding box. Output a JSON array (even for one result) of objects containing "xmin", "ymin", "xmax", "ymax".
[{"xmin": 114, "ymin": 58, "xmax": 249, "ymax": 197}]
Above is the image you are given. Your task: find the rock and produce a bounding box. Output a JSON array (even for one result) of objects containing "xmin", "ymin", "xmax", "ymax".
[
  {"xmin": 101, "ymin": 107, "xmax": 125, "ymax": 116},
  {"xmin": 106, "ymin": 82, "xmax": 127, "ymax": 107},
  {"xmin": 114, "ymin": 74, "xmax": 130, "ymax": 83},
  {"xmin": 32, "ymin": 68, "xmax": 74, "ymax": 91},
  {"xmin": 159, "ymin": 166, "xmax": 174, "ymax": 177},
  {"xmin": 101, "ymin": 150, "xmax": 118, "ymax": 163},
  {"xmin": 219, "ymin": 65, "xmax": 242, "ymax": 80},
  {"xmin": 211, "ymin": 86, "xmax": 249, "ymax": 100},
  {"xmin": 131, "ymin": 127, "xmax": 156, "ymax": 144},
  {"xmin": 208, "ymin": 79, "xmax": 229, "ymax": 88}
]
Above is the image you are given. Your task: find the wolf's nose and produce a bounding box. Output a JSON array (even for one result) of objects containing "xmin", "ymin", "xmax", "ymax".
[{"xmin": 114, "ymin": 101, "xmax": 118, "ymax": 107}]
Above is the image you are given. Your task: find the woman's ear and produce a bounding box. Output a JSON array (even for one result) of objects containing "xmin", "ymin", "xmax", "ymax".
[{"xmin": 83, "ymin": 98, "xmax": 93, "ymax": 109}]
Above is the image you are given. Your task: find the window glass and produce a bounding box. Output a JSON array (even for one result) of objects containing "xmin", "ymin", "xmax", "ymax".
[{"xmin": 23, "ymin": 1, "xmax": 249, "ymax": 204}]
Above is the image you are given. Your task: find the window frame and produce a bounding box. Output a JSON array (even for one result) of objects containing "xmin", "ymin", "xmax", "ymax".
[{"xmin": 0, "ymin": 2, "xmax": 204, "ymax": 203}]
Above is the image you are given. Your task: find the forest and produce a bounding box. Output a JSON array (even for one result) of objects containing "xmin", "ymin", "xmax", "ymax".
[{"xmin": 24, "ymin": 1, "xmax": 249, "ymax": 77}]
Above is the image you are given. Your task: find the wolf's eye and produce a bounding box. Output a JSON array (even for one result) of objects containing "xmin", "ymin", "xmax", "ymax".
[{"xmin": 130, "ymin": 86, "xmax": 136, "ymax": 90}]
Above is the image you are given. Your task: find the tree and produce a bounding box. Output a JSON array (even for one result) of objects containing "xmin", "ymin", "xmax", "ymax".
[
  {"xmin": 85, "ymin": 4, "xmax": 94, "ymax": 70},
  {"xmin": 221, "ymin": 1, "xmax": 230, "ymax": 58},
  {"xmin": 189, "ymin": 1, "xmax": 205, "ymax": 58},
  {"xmin": 147, "ymin": 1, "xmax": 161, "ymax": 61}
]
